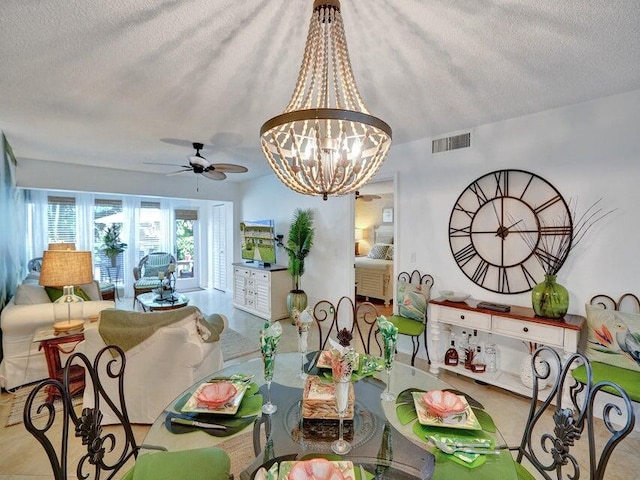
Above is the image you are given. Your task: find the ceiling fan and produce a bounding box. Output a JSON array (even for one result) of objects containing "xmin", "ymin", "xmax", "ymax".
[
  {"xmin": 355, "ymin": 191, "xmax": 382, "ymax": 202},
  {"xmin": 146, "ymin": 142, "xmax": 248, "ymax": 180}
]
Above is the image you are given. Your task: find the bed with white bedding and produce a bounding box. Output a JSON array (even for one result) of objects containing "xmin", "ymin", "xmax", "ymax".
[{"xmin": 355, "ymin": 225, "xmax": 394, "ymax": 306}]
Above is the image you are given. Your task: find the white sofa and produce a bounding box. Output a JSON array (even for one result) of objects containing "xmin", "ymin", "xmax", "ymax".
[
  {"xmin": 80, "ymin": 306, "xmax": 227, "ymax": 424},
  {"xmin": 0, "ymin": 280, "xmax": 115, "ymax": 390}
]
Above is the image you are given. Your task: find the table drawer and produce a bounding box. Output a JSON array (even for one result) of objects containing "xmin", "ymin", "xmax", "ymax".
[
  {"xmin": 250, "ymin": 271, "xmax": 270, "ymax": 282},
  {"xmin": 437, "ymin": 307, "xmax": 491, "ymax": 330},
  {"xmin": 493, "ymin": 317, "xmax": 564, "ymax": 347}
]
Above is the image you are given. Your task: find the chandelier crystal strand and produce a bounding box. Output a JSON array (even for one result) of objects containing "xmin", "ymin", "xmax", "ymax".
[{"xmin": 261, "ymin": 0, "xmax": 392, "ymax": 200}]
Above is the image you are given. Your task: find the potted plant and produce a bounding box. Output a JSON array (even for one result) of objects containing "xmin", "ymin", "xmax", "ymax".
[
  {"xmin": 100, "ymin": 223, "xmax": 128, "ymax": 267},
  {"xmin": 282, "ymin": 208, "xmax": 314, "ymax": 322}
]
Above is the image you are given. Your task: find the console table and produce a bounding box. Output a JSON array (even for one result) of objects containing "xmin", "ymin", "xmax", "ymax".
[
  {"xmin": 428, "ymin": 297, "xmax": 585, "ymax": 398},
  {"xmin": 232, "ymin": 263, "xmax": 290, "ymax": 320}
]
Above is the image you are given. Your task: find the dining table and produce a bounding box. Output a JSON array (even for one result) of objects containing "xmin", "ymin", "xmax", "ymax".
[{"xmin": 143, "ymin": 351, "xmax": 518, "ymax": 479}]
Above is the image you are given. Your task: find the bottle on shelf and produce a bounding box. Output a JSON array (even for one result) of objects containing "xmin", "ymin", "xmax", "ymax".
[
  {"xmin": 469, "ymin": 329, "xmax": 478, "ymax": 351},
  {"xmin": 470, "ymin": 345, "xmax": 486, "ymax": 373},
  {"xmin": 485, "ymin": 341, "xmax": 498, "ymax": 373},
  {"xmin": 458, "ymin": 330, "xmax": 468, "ymax": 361},
  {"xmin": 444, "ymin": 340, "xmax": 459, "ymax": 366}
]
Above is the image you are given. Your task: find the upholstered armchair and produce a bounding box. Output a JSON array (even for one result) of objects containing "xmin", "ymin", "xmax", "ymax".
[
  {"xmin": 132, "ymin": 252, "xmax": 176, "ymax": 308},
  {"xmin": 80, "ymin": 306, "xmax": 227, "ymax": 424}
]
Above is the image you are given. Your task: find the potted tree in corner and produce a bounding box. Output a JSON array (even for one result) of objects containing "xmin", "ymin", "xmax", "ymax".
[
  {"xmin": 101, "ymin": 223, "xmax": 128, "ymax": 267},
  {"xmin": 282, "ymin": 208, "xmax": 314, "ymax": 323}
]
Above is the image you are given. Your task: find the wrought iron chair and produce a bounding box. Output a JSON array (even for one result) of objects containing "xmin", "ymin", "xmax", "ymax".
[
  {"xmin": 385, "ymin": 270, "xmax": 434, "ymax": 365},
  {"xmin": 23, "ymin": 345, "xmax": 231, "ymax": 480},
  {"xmin": 512, "ymin": 345, "xmax": 635, "ymax": 480},
  {"xmin": 132, "ymin": 252, "xmax": 176, "ymax": 308},
  {"xmin": 312, "ymin": 296, "xmax": 382, "ymax": 356}
]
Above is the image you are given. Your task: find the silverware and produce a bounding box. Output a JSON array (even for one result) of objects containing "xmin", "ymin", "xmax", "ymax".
[
  {"xmin": 170, "ymin": 417, "xmax": 227, "ymax": 430},
  {"xmin": 430, "ymin": 437, "xmax": 501, "ymax": 455},
  {"xmin": 207, "ymin": 374, "xmax": 254, "ymax": 384}
]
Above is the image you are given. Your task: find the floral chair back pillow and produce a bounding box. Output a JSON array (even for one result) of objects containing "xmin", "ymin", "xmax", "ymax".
[{"xmin": 585, "ymin": 303, "xmax": 640, "ymax": 373}]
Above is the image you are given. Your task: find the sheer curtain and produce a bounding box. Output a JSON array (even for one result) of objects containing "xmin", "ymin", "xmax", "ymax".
[
  {"xmin": 75, "ymin": 192, "xmax": 95, "ymax": 251},
  {"xmin": 123, "ymin": 195, "xmax": 139, "ymax": 298}
]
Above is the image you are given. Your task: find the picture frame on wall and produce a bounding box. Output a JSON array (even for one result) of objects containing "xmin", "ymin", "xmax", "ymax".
[{"xmin": 382, "ymin": 207, "xmax": 393, "ymax": 223}]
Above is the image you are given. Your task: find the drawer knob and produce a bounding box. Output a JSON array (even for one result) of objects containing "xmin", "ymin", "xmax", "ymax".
[
  {"xmin": 523, "ymin": 327, "xmax": 529, "ymax": 333},
  {"xmin": 460, "ymin": 315, "xmax": 465, "ymax": 320}
]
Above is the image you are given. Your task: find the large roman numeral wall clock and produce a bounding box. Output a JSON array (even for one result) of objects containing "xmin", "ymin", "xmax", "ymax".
[{"xmin": 448, "ymin": 169, "xmax": 573, "ymax": 294}]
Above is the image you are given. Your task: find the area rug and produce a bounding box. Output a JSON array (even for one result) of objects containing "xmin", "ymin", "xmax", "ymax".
[
  {"xmin": 222, "ymin": 328, "xmax": 260, "ymax": 361},
  {"xmin": 216, "ymin": 430, "xmax": 261, "ymax": 478},
  {"xmin": 5, "ymin": 385, "xmax": 83, "ymax": 427}
]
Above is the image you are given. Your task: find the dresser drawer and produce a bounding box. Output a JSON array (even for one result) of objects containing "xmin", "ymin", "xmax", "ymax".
[
  {"xmin": 234, "ymin": 267, "xmax": 251, "ymax": 278},
  {"xmin": 437, "ymin": 307, "xmax": 491, "ymax": 331},
  {"xmin": 250, "ymin": 270, "xmax": 270, "ymax": 282},
  {"xmin": 493, "ymin": 316, "xmax": 564, "ymax": 347}
]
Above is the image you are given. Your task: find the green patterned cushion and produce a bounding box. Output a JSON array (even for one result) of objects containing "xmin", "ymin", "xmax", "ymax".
[
  {"xmin": 584, "ymin": 304, "xmax": 640, "ymax": 373},
  {"xmin": 397, "ymin": 281, "xmax": 429, "ymax": 322}
]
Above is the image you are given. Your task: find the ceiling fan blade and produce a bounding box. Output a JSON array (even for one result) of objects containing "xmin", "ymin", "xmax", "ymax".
[
  {"xmin": 211, "ymin": 163, "xmax": 248, "ymax": 173},
  {"xmin": 160, "ymin": 138, "xmax": 216, "ymax": 150},
  {"xmin": 166, "ymin": 169, "xmax": 191, "ymax": 176},
  {"xmin": 202, "ymin": 170, "xmax": 227, "ymax": 180},
  {"xmin": 143, "ymin": 161, "xmax": 185, "ymax": 167}
]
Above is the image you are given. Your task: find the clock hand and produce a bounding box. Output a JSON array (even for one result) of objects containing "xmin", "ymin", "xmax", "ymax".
[{"xmin": 495, "ymin": 219, "xmax": 523, "ymax": 238}]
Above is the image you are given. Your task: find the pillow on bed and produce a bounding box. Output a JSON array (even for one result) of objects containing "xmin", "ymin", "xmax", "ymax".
[
  {"xmin": 367, "ymin": 243, "xmax": 390, "ymax": 259},
  {"xmin": 385, "ymin": 245, "xmax": 394, "ymax": 261}
]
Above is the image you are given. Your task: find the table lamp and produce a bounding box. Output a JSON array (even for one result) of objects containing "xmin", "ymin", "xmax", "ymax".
[
  {"xmin": 354, "ymin": 229, "xmax": 363, "ymax": 256},
  {"xmin": 39, "ymin": 250, "xmax": 94, "ymax": 333}
]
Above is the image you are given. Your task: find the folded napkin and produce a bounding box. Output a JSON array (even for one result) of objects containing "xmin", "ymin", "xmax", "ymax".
[
  {"xmin": 328, "ymin": 338, "xmax": 357, "ymax": 382},
  {"xmin": 260, "ymin": 321, "xmax": 283, "ymax": 355},
  {"xmin": 377, "ymin": 315, "xmax": 399, "ymax": 367}
]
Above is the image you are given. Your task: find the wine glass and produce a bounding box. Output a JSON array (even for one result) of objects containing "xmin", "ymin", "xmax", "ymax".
[
  {"xmin": 297, "ymin": 323, "xmax": 309, "ymax": 379},
  {"xmin": 380, "ymin": 336, "xmax": 397, "ymax": 401},
  {"xmin": 261, "ymin": 349, "xmax": 277, "ymax": 414},
  {"xmin": 331, "ymin": 378, "xmax": 352, "ymax": 454}
]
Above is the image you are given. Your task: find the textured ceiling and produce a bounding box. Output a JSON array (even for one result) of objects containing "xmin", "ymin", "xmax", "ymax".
[{"xmin": 1, "ymin": 0, "xmax": 640, "ymax": 182}]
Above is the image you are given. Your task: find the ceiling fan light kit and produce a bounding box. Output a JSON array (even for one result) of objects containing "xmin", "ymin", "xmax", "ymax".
[{"xmin": 260, "ymin": 0, "xmax": 392, "ymax": 200}]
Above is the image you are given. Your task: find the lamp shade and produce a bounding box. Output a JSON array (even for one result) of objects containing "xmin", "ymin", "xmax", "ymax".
[
  {"xmin": 39, "ymin": 251, "xmax": 94, "ymax": 287},
  {"xmin": 48, "ymin": 242, "xmax": 76, "ymax": 250},
  {"xmin": 355, "ymin": 229, "xmax": 363, "ymax": 241}
]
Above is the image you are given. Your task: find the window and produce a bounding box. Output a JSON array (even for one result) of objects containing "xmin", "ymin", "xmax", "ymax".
[
  {"xmin": 138, "ymin": 201, "xmax": 161, "ymax": 258},
  {"xmin": 94, "ymin": 199, "xmax": 124, "ymax": 282},
  {"xmin": 47, "ymin": 196, "xmax": 76, "ymax": 244}
]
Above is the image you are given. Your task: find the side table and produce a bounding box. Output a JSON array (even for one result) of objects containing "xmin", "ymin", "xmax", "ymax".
[{"xmin": 34, "ymin": 327, "xmax": 85, "ymax": 402}]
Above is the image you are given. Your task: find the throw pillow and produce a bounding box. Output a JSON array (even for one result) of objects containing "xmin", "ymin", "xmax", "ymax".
[
  {"xmin": 367, "ymin": 243, "xmax": 390, "ymax": 259},
  {"xmin": 13, "ymin": 283, "xmax": 51, "ymax": 305},
  {"xmin": 585, "ymin": 304, "xmax": 640, "ymax": 373},
  {"xmin": 143, "ymin": 264, "xmax": 168, "ymax": 278},
  {"xmin": 45, "ymin": 286, "xmax": 92, "ymax": 302},
  {"xmin": 397, "ymin": 281, "xmax": 429, "ymax": 322}
]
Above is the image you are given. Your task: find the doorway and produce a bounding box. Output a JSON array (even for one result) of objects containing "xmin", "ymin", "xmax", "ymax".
[
  {"xmin": 354, "ymin": 179, "xmax": 395, "ymax": 316},
  {"xmin": 174, "ymin": 209, "xmax": 199, "ymax": 291}
]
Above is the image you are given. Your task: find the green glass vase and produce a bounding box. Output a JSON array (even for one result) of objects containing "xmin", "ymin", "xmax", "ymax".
[
  {"xmin": 531, "ymin": 274, "xmax": 569, "ymax": 319},
  {"xmin": 286, "ymin": 289, "xmax": 308, "ymax": 324}
]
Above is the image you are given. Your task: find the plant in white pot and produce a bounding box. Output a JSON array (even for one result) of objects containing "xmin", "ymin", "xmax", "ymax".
[
  {"xmin": 282, "ymin": 208, "xmax": 314, "ymax": 323},
  {"xmin": 100, "ymin": 223, "xmax": 128, "ymax": 267}
]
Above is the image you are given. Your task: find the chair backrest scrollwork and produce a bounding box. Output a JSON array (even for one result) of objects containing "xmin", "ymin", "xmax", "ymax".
[
  {"xmin": 515, "ymin": 345, "xmax": 635, "ymax": 480},
  {"xmin": 23, "ymin": 346, "xmax": 142, "ymax": 480}
]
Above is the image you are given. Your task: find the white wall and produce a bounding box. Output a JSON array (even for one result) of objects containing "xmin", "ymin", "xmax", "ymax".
[
  {"xmin": 382, "ymin": 88, "xmax": 640, "ymax": 317},
  {"xmin": 238, "ymin": 175, "xmax": 355, "ymax": 308}
]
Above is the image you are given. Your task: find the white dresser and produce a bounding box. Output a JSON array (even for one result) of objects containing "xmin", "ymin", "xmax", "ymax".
[
  {"xmin": 232, "ymin": 263, "xmax": 290, "ymax": 321},
  {"xmin": 428, "ymin": 298, "xmax": 585, "ymax": 398}
]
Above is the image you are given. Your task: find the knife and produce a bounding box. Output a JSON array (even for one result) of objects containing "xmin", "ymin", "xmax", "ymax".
[{"xmin": 170, "ymin": 417, "xmax": 227, "ymax": 430}]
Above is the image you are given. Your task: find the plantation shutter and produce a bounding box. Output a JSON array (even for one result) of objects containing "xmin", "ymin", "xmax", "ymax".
[{"xmin": 47, "ymin": 196, "xmax": 76, "ymax": 244}]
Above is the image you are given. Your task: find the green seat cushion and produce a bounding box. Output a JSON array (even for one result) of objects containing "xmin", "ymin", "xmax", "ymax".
[
  {"xmin": 514, "ymin": 461, "xmax": 537, "ymax": 480},
  {"xmin": 571, "ymin": 363, "xmax": 640, "ymax": 402},
  {"xmin": 121, "ymin": 447, "xmax": 230, "ymax": 480},
  {"xmin": 387, "ymin": 315, "xmax": 425, "ymax": 336}
]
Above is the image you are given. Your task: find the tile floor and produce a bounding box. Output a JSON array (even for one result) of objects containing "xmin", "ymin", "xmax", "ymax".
[{"xmin": 0, "ymin": 288, "xmax": 637, "ymax": 479}]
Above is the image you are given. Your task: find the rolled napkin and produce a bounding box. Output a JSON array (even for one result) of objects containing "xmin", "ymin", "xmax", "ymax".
[
  {"xmin": 294, "ymin": 307, "xmax": 313, "ymax": 351},
  {"xmin": 377, "ymin": 315, "xmax": 399, "ymax": 368},
  {"xmin": 329, "ymin": 338, "xmax": 357, "ymax": 382},
  {"xmin": 259, "ymin": 321, "xmax": 283, "ymax": 355}
]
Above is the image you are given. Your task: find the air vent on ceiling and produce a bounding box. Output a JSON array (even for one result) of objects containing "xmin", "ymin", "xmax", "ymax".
[{"xmin": 432, "ymin": 132, "xmax": 471, "ymax": 153}]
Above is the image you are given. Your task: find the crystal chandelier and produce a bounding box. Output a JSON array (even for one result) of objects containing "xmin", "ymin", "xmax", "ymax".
[{"xmin": 260, "ymin": 0, "xmax": 392, "ymax": 201}]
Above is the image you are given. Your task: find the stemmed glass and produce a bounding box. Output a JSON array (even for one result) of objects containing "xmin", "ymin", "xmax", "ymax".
[
  {"xmin": 331, "ymin": 378, "xmax": 352, "ymax": 454},
  {"xmin": 261, "ymin": 349, "xmax": 277, "ymax": 414},
  {"xmin": 380, "ymin": 327, "xmax": 398, "ymax": 402},
  {"xmin": 260, "ymin": 321, "xmax": 282, "ymax": 415},
  {"xmin": 297, "ymin": 321, "xmax": 309, "ymax": 380}
]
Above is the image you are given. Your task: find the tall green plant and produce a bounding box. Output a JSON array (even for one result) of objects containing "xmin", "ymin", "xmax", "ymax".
[{"xmin": 282, "ymin": 208, "xmax": 314, "ymax": 290}]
